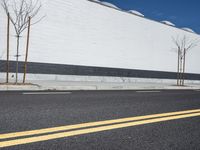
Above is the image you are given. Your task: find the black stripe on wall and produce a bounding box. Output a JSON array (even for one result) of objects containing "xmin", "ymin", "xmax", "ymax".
[{"xmin": 0, "ymin": 60, "xmax": 200, "ymax": 80}]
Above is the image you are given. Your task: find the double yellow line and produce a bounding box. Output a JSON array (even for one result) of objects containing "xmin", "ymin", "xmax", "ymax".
[{"xmin": 1, "ymin": 109, "xmax": 200, "ymax": 148}]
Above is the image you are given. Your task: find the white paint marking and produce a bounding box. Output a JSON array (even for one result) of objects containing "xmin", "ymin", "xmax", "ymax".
[
  {"xmin": 136, "ymin": 91, "xmax": 161, "ymax": 93},
  {"xmin": 23, "ymin": 92, "xmax": 72, "ymax": 95}
]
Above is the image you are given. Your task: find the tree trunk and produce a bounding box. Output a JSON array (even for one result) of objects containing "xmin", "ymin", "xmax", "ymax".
[{"xmin": 15, "ymin": 35, "xmax": 20, "ymax": 84}]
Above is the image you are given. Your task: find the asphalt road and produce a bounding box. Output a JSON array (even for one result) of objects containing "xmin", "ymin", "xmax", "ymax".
[{"xmin": 0, "ymin": 90, "xmax": 200, "ymax": 150}]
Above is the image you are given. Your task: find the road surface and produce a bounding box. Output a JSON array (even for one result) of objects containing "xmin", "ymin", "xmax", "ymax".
[{"xmin": 0, "ymin": 90, "xmax": 200, "ymax": 150}]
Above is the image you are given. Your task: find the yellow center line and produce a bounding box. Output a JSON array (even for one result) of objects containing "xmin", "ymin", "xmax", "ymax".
[
  {"xmin": 1, "ymin": 112, "xmax": 200, "ymax": 148},
  {"xmin": 1, "ymin": 109, "xmax": 200, "ymax": 140}
]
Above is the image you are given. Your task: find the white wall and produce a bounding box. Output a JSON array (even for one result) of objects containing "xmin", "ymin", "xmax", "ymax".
[{"xmin": 0, "ymin": 0, "xmax": 200, "ymax": 74}]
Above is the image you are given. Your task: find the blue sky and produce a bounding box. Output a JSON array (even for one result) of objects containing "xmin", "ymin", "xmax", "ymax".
[{"xmin": 101, "ymin": 0, "xmax": 200, "ymax": 34}]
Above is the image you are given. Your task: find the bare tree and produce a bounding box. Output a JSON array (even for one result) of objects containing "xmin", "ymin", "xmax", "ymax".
[
  {"xmin": 172, "ymin": 35, "xmax": 198, "ymax": 86},
  {"xmin": 1, "ymin": 0, "xmax": 43, "ymax": 83}
]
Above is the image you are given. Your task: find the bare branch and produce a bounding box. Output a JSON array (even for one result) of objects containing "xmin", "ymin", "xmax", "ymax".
[
  {"xmin": 1, "ymin": 0, "xmax": 44, "ymax": 83},
  {"xmin": 1, "ymin": 0, "xmax": 43, "ymax": 36},
  {"xmin": 172, "ymin": 35, "xmax": 198, "ymax": 55},
  {"xmin": 30, "ymin": 15, "xmax": 45, "ymax": 26}
]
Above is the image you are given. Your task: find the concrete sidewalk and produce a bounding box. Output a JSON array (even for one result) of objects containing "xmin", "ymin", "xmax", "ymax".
[{"xmin": 0, "ymin": 80, "xmax": 200, "ymax": 91}]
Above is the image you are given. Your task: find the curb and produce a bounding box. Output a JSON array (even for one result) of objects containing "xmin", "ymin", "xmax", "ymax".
[{"xmin": 0, "ymin": 84, "xmax": 200, "ymax": 91}]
